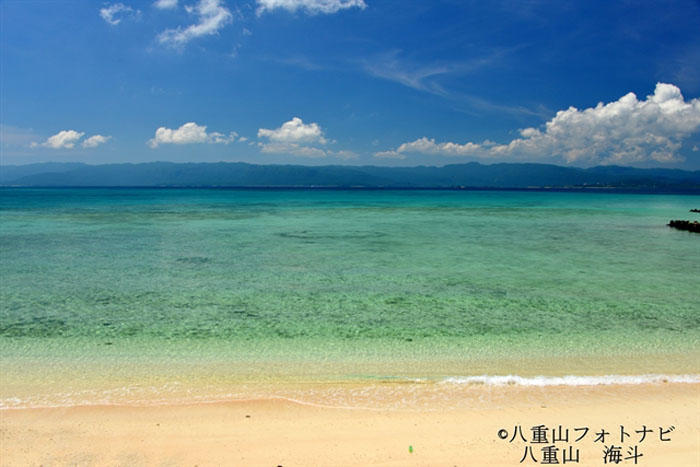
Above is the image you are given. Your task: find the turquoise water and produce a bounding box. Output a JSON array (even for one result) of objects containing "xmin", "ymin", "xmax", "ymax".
[{"xmin": 1, "ymin": 188, "xmax": 699, "ymax": 406}]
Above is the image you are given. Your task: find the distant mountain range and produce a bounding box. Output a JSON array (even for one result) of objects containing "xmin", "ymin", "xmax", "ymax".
[{"xmin": 2, "ymin": 161, "xmax": 700, "ymax": 191}]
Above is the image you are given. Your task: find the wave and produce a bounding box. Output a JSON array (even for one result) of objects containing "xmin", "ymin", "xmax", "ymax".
[
  {"xmin": 441, "ymin": 374, "xmax": 700, "ymax": 386},
  {"xmin": 2, "ymin": 373, "xmax": 698, "ymax": 410}
]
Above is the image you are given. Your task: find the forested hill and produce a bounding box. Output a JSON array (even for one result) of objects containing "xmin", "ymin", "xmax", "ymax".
[{"xmin": 2, "ymin": 161, "xmax": 699, "ymax": 190}]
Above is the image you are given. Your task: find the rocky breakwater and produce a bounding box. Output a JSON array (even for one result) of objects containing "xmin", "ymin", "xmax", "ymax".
[{"xmin": 668, "ymin": 219, "xmax": 700, "ymax": 233}]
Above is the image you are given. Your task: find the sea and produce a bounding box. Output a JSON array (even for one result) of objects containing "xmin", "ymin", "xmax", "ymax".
[{"xmin": 1, "ymin": 188, "xmax": 698, "ymax": 409}]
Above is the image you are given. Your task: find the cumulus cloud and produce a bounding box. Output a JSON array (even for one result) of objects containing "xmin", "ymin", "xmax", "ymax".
[
  {"xmin": 257, "ymin": 117, "xmax": 331, "ymax": 157},
  {"xmin": 257, "ymin": 117, "xmax": 327, "ymax": 144},
  {"xmin": 100, "ymin": 3, "xmax": 138, "ymax": 25},
  {"xmin": 30, "ymin": 130, "xmax": 111, "ymax": 149},
  {"xmin": 31, "ymin": 130, "xmax": 84, "ymax": 149},
  {"xmin": 397, "ymin": 137, "xmax": 482, "ymax": 156},
  {"xmin": 154, "ymin": 0, "xmax": 178, "ymax": 9},
  {"xmin": 82, "ymin": 135, "xmax": 112, "ymax": 148},
  {"xmin": 375, "ymin": 83, "xmax": 700, "ymax": 166},
  {"xmin": 158, "ymin": 0, "xmax": 232, "ymax": 47},
  {"xmin": 148, "ymin": 122, "xmax": 237, "ymax": 148},
  {"xmin": 256, "ymin": 0, "xmax": 366, "ymax": 15}
]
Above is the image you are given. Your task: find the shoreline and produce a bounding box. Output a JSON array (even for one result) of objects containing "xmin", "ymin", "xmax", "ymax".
[
  {"xmin": 2, "ymin": 382, "xmax": 698, "ymax": 466},
  {"xmin": 3, "ymin": 337, "xmax": 699, "ymax": 410},
  {"xmin": 2, "ymin": 373, "xmax": 700, "ymax": 411}
]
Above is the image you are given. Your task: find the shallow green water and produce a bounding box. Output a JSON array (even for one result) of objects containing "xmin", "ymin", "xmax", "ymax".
[{"xmin": 1, "ymin": 188, "xmax": 699, "ymax": 406}]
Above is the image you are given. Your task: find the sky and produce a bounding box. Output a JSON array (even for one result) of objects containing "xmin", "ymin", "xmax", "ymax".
[{"xmin": 2, "ymin": 0, "xmax": 700, "ymax": 169}]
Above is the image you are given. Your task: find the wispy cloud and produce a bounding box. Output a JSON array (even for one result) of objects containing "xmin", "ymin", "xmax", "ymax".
[
  {"xmin": 361, "ymin": 50, "xmax": 451, "ymax": 95},
  {"xmin": 0, "ymin": 125, "xmax": 40, "ymax": 148},
  {"xmin": 360, "ymin": 49, "xmax": 509, "ymax": 96},
  {"xmin": 450, "ymin": 93, "xmax": 554, "ymax": 119},
  {"xmin": 268, "ymin": 55, "xmax": 328, "ymax": 71},
  {"xmin": 357, "ymin": 47, "xmax": 559, "ymax": 119},
  {"xmin": 375, "ymin": 83, "xmax": 700, "ymax": 166},
  {"xmin": 154, "ymin": 0, "xmax": 178, "ymax": 9},
  {"xmin": 256, "ymin": 0, "xmax": 366, "ymax": 16},
  {"xmin": 334, "ymin": 149, "xmax": 359, "ymax": 160},
  {"xmin": 661, "ymin": 42, "xmax": 700, "ymax": 93},
  {"xmin": 374, "ymin": 149, "xmax": 406, "ymax": 160},
  {"xmin": 100, "ymin": 3, "xmax": 140, "ymax": 26},
  {"xmin": 158, "ymin": 0, "xmax": 232, "ymax": 47}
]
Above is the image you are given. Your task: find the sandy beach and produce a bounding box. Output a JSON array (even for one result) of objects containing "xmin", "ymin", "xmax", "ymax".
[{"xmin": 1, "ymin": 382, "xmax": 698, "ymax": 466}]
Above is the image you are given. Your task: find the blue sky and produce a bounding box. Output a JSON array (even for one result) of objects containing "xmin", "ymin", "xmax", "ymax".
[{"xmin": 2, "ymin": 0, "xmax": 700, "ymax": 168}]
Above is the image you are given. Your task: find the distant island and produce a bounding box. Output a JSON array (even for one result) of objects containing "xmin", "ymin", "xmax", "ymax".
[{"xmin": 1, "ymin": 161, "xmax": 699, "ymax": 191}]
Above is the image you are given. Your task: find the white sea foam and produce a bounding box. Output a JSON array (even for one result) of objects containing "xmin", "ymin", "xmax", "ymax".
[
  {"xmin": 2, "ymin": 374, "xmax": 698, "ymax": 410},
  {"xmin": 441, "ymin": 374, "xmax": 700, "ymax": 386}
]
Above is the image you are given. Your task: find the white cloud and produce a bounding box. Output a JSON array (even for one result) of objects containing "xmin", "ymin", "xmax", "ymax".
[
  {"xmin": 376, "ymin": 83, "xmax": 700, "ymax": 166},
  {"xmin": 264, "ymin": 143, "xmax": 327, "ymax": 157},
  {"xmin": 82, "ymin": 135, "xmax": 112, "ymax": 148},
  {"xmin": 374, "ymin": 150, "xmax": 405, "ymax": 160},
  {"xmin": 395, "ymin": 137, "xmax": 482, "ymax": 156},
  {"xmin": 100, "ymin": 3, "xmax": 138, "ymax": 25},
  {"xmin": 257, "ymin": 141, "xmax": 327, "ymax": 158},
  {"xmin": 361, "ymin": 50, "xmax": 548, "ymax": 119},
  {"xmin": 257, "ymin": 117, "xmax": 331, "ymax": 157},
  {"xmin": 30, "ymin": 130, "xmax": 112, "ymax": 149},
  {"xmin": 158, "ymin": 0, "xmax": 232, "ymax": 47},
  {"xmin": 292, "ymin": 146, "xmax": 326, "ymax": 157},
  {"xmin": 257, "ymin": 117, "xmax": 327, "ymax": 145},
  {"xmin": 148, "ymin": 122, "xmax": 237, "ymax": 148},
  {"xmin": 362, "ymin": 50, "xmax": 450, "ymax": 94},
  {"xmin": 256, "ymin": 0, "xmax": 366, "ymax": 15},
  {"xmin": 361, "ymin": 49, "xmax": 512, "ymax": 98},
  {"xmin": 334, "ymin": 150, "xmax": 359, "ymax": 160},
  {"xmin": 31, "ymin": 130, "xmax": 85, "ymax": 149},
  {"xmin": 154, "ymin": 0, "xmax": 178, "ymax": 9},
  {"xmin": 0, "ymin": 125, "xmax": 39, "ymax": 147}
]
